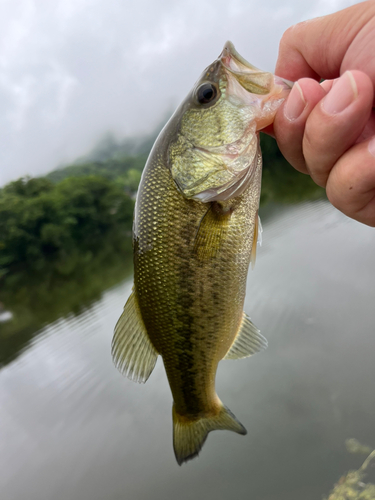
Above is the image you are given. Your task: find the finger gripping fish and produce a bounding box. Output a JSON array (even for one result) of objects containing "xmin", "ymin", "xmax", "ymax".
[{"xmin": 112, "ymin": 42, "xmax": 291, "ymax": 465}]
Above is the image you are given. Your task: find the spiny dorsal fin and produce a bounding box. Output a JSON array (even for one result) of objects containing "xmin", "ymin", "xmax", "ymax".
[
  {"xmin": 112, "ymin": 289, "xmax": 158, "ymax": 383},
  {"xmin": 224, "ymin": 312, "xmax": 268, "ymax": 360}
]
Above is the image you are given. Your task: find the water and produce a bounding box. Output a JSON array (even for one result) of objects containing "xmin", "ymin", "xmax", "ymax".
[{"xmin": 1, "ymin": 201, "xmax": 375, "ymax": 500}]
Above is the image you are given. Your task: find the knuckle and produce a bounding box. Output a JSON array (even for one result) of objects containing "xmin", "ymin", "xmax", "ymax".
[
  {"xmin": 302, "ymin": 125, "xmax": 315, "ymax": 153},
  {"xmin": 303, "ymin": 123, "xmax": 335, "ymax": 187},
  {"xmin": 280, "ymin": 22, "xmax": 304, "ymax": 46},
  {"xmin": 279, "ymin": 26, "xmax": 295, "ymax": 48},
  {"xmin": 325, "ymin": 163, "xmax": 354, "ymax": 212},
  {"xmin": 326, "ymin": 182, "xmax": 342, "ymax": 210},
  {"xmin": 274, "ymin": 127, "xmax": 308, "ymax": 174},
  {"xmin": 304, "ymin": 119, "xmax": 332, "ymax": 154},
  {"xmin": 286, "ymin": 149, "xmax": 308, "ymax": 174}
]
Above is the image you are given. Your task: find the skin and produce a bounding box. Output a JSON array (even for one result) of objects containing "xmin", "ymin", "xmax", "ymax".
[{"xmin": 265, "ymin": 0, "xmax": 375, "ymax": 227}]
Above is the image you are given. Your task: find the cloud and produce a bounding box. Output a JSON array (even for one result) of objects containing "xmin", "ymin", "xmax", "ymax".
[{"xmin": 0, "ymin": 0, "xmax": 357, "ymax": 184}]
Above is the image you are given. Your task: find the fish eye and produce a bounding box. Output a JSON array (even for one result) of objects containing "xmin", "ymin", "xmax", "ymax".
[{"xmin": 196, "ymin": 83, "xmax": 218, "ymax": 105}]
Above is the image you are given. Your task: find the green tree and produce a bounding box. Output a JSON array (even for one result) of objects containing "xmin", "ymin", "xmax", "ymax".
[{"xmin": 0, "ymin": 176, "xmax": 134, "ymax": 278}]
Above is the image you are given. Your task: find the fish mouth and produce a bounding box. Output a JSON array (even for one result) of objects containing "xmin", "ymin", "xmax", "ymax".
[{"xmin": 220, "ymin": 40, "xmax": 293, "ymax": 95}]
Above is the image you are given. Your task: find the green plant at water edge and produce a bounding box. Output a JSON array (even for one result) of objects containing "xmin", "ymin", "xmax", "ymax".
[{"xmin": 323, "ymin": 445, "xmax": 375, "ymax": 500}]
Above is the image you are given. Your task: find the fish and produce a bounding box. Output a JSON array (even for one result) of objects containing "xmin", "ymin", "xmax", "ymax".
[{"xmin": 112, "ymin": 41, "xmax": 292, "ymax": 465}]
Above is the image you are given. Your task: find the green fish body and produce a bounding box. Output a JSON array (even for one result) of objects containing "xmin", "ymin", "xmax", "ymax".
[{"xmin": 112, "ymin": 42, "xmax": 291, "ymax": 465}]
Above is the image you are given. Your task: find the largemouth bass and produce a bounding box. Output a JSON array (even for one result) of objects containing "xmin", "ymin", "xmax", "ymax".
[{"xmin": 112, "ymin": 42, "xmax": 291, "ymax": 465}]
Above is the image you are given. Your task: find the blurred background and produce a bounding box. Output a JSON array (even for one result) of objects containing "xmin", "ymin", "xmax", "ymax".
[{"xmin": 1, "ymin": 1, "xmax": 375, "ymax": 499}]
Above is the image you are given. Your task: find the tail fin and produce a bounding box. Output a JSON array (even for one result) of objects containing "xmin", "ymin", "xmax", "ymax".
[{"xmin": 172, "ymin": 404, "xmax": 247, "ymax": 465}]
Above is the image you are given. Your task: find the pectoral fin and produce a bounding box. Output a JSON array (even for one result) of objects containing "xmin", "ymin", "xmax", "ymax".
[
  {"xmin": 250, "ymin": 213, "xmax": 262, "ymax": 270},
  {"xmin": 193, "ymin": 202, "xmax": 232, "ymax": 260},
  {"xmin": 112, "ymin": 289, "xmax": 158, "ymax": 383},
  {"xmin": 224, "ymin": 312, "xmax": 268, "ymax": 360}
]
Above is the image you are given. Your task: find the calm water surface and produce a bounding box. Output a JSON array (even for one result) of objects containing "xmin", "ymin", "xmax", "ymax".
[{"xmin": 1, "ymin": 201, "xmax": 375, "ymax": 500}]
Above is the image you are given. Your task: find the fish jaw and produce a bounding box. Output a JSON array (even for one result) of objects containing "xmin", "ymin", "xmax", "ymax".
[{"xmin": 220, "ymin": 40, "xmax": 293, "ymax": 131}]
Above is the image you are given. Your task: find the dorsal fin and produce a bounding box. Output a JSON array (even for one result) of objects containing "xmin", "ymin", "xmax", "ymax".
[
  {"xmin": 112, "ymin": 289, "xmax": 158, "ymax": 383},
  {"xmin": 224, "ymin": 312, "xmax": 268, "ymax": 360}
]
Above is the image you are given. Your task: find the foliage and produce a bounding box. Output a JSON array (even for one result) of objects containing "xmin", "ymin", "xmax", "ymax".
[
  {"xmin": 46, "ymin": 156, "xmax": 147, "ymax": 186},
  {"xmin": 260, "ymin": 133, "xmax": 326, "ymax": 205},
  {"xmin": 0, "ymin": 173, "xmax": 135, "ymax": 365},
  {"xmin": 115, "ymin": 168, "xmax": 142, "ymax": 194},
  {"xmin": 0, "ymin": 175, "xmax": 134, "ymax": 279},
  {"xmin": 323, "ymin": 445, "xmax": 375, "ymax": 500}
]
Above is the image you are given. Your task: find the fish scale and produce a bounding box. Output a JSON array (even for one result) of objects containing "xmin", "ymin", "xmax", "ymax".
[{"xmin": 135, "ymin": 147, "xmax": 258, "ymax": 408}]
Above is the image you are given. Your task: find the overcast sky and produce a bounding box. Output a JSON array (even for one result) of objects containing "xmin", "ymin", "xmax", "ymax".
[{"xmin": 0, "ymin": 0, "xmax": 358, "ymax": 185}]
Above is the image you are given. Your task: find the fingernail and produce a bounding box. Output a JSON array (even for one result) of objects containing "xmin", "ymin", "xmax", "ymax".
[
  {"xmin": 322, "ymin": 71, "xmax": 358, "ymax": 114},
  {"xmin": 369, "ymin": 137, "xmax": 375, "ymax": 158},
  {"xmin": 284, "ymin": 82, "xmax": 306, "ymax": 120}
]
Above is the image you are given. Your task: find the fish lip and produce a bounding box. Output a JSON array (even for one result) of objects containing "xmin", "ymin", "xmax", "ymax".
[{"xmin": 220, "ymin": 40, "xmax": 259, "ymax": 73}]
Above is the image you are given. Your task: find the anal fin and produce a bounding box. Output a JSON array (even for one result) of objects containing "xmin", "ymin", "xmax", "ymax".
[
  {"xmin": 224, "ymin": 312, "xmax": 268, "ymax": 360},
  {"xmin": 112, "ymin": 289, "xmax": 158, "ymax": 383}
]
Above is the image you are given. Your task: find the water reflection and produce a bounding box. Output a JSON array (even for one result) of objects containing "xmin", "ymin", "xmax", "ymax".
[
  {"xmin": 0, "ymin": 242, "xmax": 133, "ymax": 367},
  {"xmin": 1, "ymin": 201, "xmax": 375, "ymax": 500}
]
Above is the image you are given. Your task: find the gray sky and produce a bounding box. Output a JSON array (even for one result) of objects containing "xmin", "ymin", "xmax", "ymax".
[{"xmin": 0, "ymin": 0, "xmax": 358, "ymax": 185}]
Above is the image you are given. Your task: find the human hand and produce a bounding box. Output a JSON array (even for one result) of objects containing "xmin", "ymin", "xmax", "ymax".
[{"xmin": 269, "ymin": 1, "xmax": 375, "ymax": 226}]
